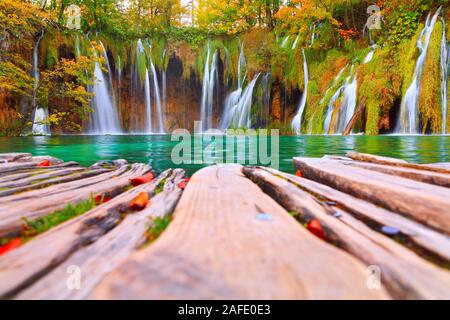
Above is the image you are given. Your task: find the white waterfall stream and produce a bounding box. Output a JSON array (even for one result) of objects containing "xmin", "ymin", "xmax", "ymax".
[
  {"xmin": 87, "ymin": 40, "xmax": 122, "ymax": 134},
  {"xmin": 144, "ymin": 68, "xmax": 152, "ymax": 133},
  {"xmin": 396, "ymin": 8, "xmax": 442, "ymax": 134},
  {"xmin": 291, "ymin": 49, "xmax": 309, "ymax": 134},
  {"xmin": 199, "ymin": 46, "xmax": 218, "ymax": 132},
  {"xmin": 150, "ymin": 58, "xmax": 165, "ymax": 134},
  {"xmin": 220, "ymin": 74, "xmax": 260, "ymax": 130},
  {"xmin": 31, "ymin": 31, "xmax": 50, "ymax": 135},
  {"xmin": 440, "ymin": 17, "xmax": 448, "ymax": 134}
]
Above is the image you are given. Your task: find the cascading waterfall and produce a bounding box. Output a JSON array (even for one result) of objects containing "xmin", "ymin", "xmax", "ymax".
[
  {"xmin": 292, "ymin": 35, "xmax": 300, "ymax": 50},
  {"xmin": 291, "ymin": 49, "xmax": 309, "ymax": 134},
  {"xmin": 144, "ymin": 68, "xmax": 152, "ymax": 133},
  {"xmin": 281, "ymin": 35, "xmax": 290, "ymax": 48},
  {"xmin": 88, "ymin": 40, "xmax": 122, "ymax": 134},
  {"xmin": 440, "ymin": 17, "xmax": 448, "ymax": 134},
  {"xmin": 135, "ymin": 39, "xmax": 165, "ymax": 134},
  {"xmin": 150, "ymin": 58, "xmax": 165, "ymax": 134},
  {"xmin": 220, "ymin": 74, "xmax": 260, "ymax": 130},
  {"xmin": 396, "ymin": 8, "xmax": 442, "ymax": 134},
  {"xmin": 363, "ymin": 45, "xmax": 377, "ymax": 64},
  {"xmin": 199, "ymin": 45, "xmax": 218, "ymax": 132},
  {"xmin": 336, "ymin": 72, "xmax": 358, "ymax": 133},
  {"xmin": 31, "ymin": 30, "xmax": 50, "ymax": 135}
]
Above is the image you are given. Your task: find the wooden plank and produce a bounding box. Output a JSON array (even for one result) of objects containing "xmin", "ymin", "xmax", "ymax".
[
  {"xmin": 90, "ymin": 165, "xmax": 388, "ymax": 300},
  {"xmin": 347, "ymin": 151, "xmax": 450, "ymax": 174},
  {"xmin": 337, "ymin": 160, "xmax": 450, "ymax": 188},
  {"xmin": 260, "ymin": 167, "xmax": 450, "ymax": 264},
  {"xmin": 294, "ymin": 157, "xmax": 450, "ymax": 235},
  {"xmin": 0, "ymin": 163, "xmax": 151, "ymax": 236},
  {"xmin": 243, "ymin": 167, "xmax": 450, "ymax": 299},
  {"xmin": 16, "ymin": 169, "xmax": 186, "ymax": 300},
  {"xmin": 0, "ymin": 161, "xmax": 79, "ymax": 176},
  {"xmin": 0, "ymin": 169, "xmax": 173, "ymax": 299},
  {"xmin": 0, "ymin": 168, "xmax": 110, "ymax": 197},
  {"xmin": 0, "ymin": 167, "xmax": 87, "ymax": 189},
  {"xmin": 428, "ymin": 163, "xmax": 450, "ymax": 170},
  {"xmin": 0, "ymin": 153, "xmax": 32, "ymax": 163}
]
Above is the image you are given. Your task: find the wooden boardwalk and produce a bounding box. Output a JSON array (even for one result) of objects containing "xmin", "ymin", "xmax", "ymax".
[{"xmin": 0, "ymin": 152, "xmax": 449, "ymax": 299}]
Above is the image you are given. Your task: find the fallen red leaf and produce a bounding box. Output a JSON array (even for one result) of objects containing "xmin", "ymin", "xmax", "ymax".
[
  {"xmin": 131, "ymin": 172, "xmax": 155, "ymax": 186},
  {"xmin": 307, "ymin": 219, "xmax": 325, "ymax": 240},
  {"xmin": 0, "ymin": 238, "xmax": 22, "ymax": 256},
  {"xmin": 37, "ymin": 159, "xmax": 51, "ymax": 167},
  {"xmin": 95, "ymin": 195, "xmax": 112, "ymax": 205},
  {"xmin": 177, "ymin": 177, "xmax": 190, "ymax": 190},
  {"xmin": 130, "ymin": 192, "xmax": 150, "ymax": 211},
  {"xmin": 296, "ymin": 170, "xmax": 302, "ymax": 177}
]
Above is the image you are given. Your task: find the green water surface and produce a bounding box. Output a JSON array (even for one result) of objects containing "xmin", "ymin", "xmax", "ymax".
[{"xmin": 0, "ymin": 135, "xmax": 449, "ymax": 176}]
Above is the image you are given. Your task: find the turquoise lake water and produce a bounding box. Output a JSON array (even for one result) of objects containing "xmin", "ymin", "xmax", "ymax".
[{"xmin": 0, "ymin": 135, "xmax": 449, "ymax": 175}]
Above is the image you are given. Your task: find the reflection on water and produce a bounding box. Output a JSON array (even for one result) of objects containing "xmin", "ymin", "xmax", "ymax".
[{"xmin": 0, "ymin": 135, "xmax": 448, "ymax": 176}]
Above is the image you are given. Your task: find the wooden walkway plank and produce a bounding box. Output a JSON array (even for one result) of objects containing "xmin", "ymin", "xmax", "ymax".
[
  {"xmin": 17, "ymin": 169, "xmax": 186, "ymax": 300},
  {"xmin": 0, "ymin": 167, "xmax": 89, "ymax": 189},
  {"xmin": 0, "ymin": 161, "xmax": 79, "ymax": 177},
  {"xmin": 294, "ymin": 157, "xmax": 450, "ymax": 235},
  {"xmin": 0, "ymin": 153, "xmax": 32, "ymax": 163},
  {"xmin": 346, "ymin": 151, "xmax": 450, "ymax": 174},
  {"xmin": 244, "ymin": 167, "xmax": 450, "ymax": 299},
  {"xmin": 90, "ymin": 164, "xmax": 388, "ymax": 300},
  {"xmin": 0, "ymin": 169, "xmax": 173, "ymax": 299},
  {"xmin": 339, "ymin": 160, "xmax": 450, "ymax": 188},
  {"xmin": 0, "ymin": 163, "xmax": 151, "ymax": 236},
  {"xmin": 0, "ymin": 168, "xmax": 110, "ymax": 197},
  {"xmin": 261, "ymin": 167, "xmax": 450, "ymax": 264}
]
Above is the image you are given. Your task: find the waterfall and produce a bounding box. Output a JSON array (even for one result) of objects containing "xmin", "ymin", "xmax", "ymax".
[
  {"xmin": 396, "ymin": 8, "xmax": 442, "ymax": 134},
  {"xmin": 199, "ymin": 46, "xmax": 218, "ymax": 132},
  {"xmin": 88, "ymin": 41, "xmax": 122, "ymax": 134},
  {"xmin": 336, "ymin": 73, "xmax": 358, "ymax": 133},
  {"xmin": 309, "ymin": 24, "xmax": 316, "ymax": 48},
  {"xmin": 291, "ymin": 50, "xmax": 309, "ymax": 134},
  {"xmin": 31, "ymin": 31, "xmax": 50, "ymax": 135},
  {"xmin": 363, "ymin": 45, "xmax": 377, "ymax": 64},
  {"xmin": 441, "ymin": 17, "xmax": 448, "ymax": 134},
  {"xmin": 144, "ymin": 68, "xmax": 152, "ymax": 132},
  {"xmin": 238, "ymin": 44, "xmax": 247, "ymax": 88},
  {"xmin": 322, "ymin": 65, "xmax": 358, "ymax": 134},
  {"xmin": 281, "ymin": 35, "xmax": 290, "ymax": 48},
  {"xmin": 150, "ymin": 58, "xmax": 165, "ymax": 133},
  {"xmin": 162, "ymin": 48, "xmax": 167, "ymax": 109},
  {"xmin": 292, "ymin": 35, "xmax": 300, "ymax": 50},
  {"xmin": 323, "ymin": 86, "xmax": 344, "ymax": 134},
  {"xmin": 220, "ymin": 74, "xmax": 260, "ymax": 130}
]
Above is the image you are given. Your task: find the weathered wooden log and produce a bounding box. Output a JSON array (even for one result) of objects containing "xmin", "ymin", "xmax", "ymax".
[
  {"xmin": 261, "ymin": 167, "xmax": 450, "ymax": 264},
  {"xmin": 294, "ymin": 157, "xmax": 450, "ymax": 235},
  {"xmin": 0, "ymin": 153, "xmax": 32, "ymax": 163},
  {"xmin": 16, "ymin": 169, "xmax": 186, "ymax": 300},
  {"xmin": 90, "ymin": 164, "xmax": 387, "ymax": 300},
  {"xmin": 0, "ymin": 168, "xmax": 110, "ymax": 197},
  {"xmin": 0, "ymin": 161, "xmax": 79, "ymax": 176},
  {"xmin": 0, "ymin": 169, "xmax": 172, "ymax": 299},
  {"xmin": 0, "ymin": 163, "xmax": 151, "ymax": 236},
  {"xmin": 0, "ymin": 167, "xmax": 87, "ymax": 189},
  {"xmin": 339, "ymin": 160, "xmax": 450, "ymax": 188},
  {"xmin": 346, "ymin": 151, "xmax": 450, "ymax": 174},
  {"xmin": 243, "ymin": 167, "xmax": 450, "ymax": 299}
]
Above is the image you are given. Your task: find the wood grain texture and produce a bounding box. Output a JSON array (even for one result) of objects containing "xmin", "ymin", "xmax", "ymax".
[
  {"xmin": 16, "ymin": 169, "xmax": 186, "ymax": 300},
  {"xmin": 0, "ymin": 153, "xmax": 32, "ymax": 162},
  {"xmin": 339, "ymin": 160, "xmax": 450, "ymax": 188},
  {"xmin": 294, "ymin": 157, "xmax": 450, "ymax": 235},
  {"xmin": 0, "ymin": 169, "xmax": 170, "ymax": 298},
  {"xmin": 346, "ymin": 151, "xmax": 450, "ymax": 174},
  {"xmin": 0, "ymin": 164, "xmax": 151, "ymax": 236},
  {"xmin": 244, "ymin": 167, "xmax": 450, "ymax": 299},
  {"xmin": 90, "ymin": 164, "xmax": 387, "ymax": 300},
  {"xmin": 261, "ymin": 167, "xmax": 450, "ymax": 264}
]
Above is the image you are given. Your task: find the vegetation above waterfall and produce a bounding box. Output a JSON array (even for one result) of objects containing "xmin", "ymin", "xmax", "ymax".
[{"xmin": 0, "ymin": 0, "xmax": 449, "ymax": 136}]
